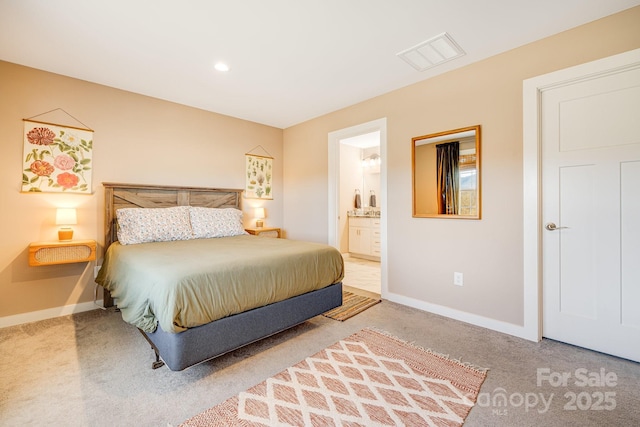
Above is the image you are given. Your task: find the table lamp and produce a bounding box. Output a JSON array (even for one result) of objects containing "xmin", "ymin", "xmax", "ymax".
[
  {"xmin": 56, "ymin": 208, "xmax": 77, "ymax": 241},
  {"xmin": 255, "ymin": 207, "xmax": 265, "ymax": 228}
]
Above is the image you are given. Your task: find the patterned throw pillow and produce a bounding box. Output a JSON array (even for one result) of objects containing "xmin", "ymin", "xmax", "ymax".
[
  {"xmin": 190, "ymin": 207, "xmax": 247, "ymax": 239},
  {"xmin": 116, "ymin": 206, "xmax": 193, "ymax": 245}
]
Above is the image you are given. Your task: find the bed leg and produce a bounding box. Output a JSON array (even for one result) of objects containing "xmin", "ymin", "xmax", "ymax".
[
  {"xmin": 137, "ymin": 328, "xmax": 165, "ymax": 369},
  {"xmin": 152, "ymin": 352, "xmax": 165, "ymax": 370}
]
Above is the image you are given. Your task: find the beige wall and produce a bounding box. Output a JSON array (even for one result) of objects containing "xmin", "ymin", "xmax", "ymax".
[
  {"xmin": 283, "ymin": 7, "xmax": 640, "ymax": 327},
  {"xmin": 339, "ymin": 144, "xmax": 362, "ymax": 253},
  {"xmin": 0, "ymin": 61, "xmax": 282, "ymax": 318},
  {"xmin": 2, "ymin": 6, "xmax": 639, "ymax": 327}
]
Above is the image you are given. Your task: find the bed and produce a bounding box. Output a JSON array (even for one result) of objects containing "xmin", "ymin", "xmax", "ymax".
[{"xmin": 96, "ymin": 183, "xmax": 344, "ymax": 371}]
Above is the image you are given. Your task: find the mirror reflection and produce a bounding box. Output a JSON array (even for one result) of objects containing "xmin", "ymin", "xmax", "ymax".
[{"xmin": 412, "ymin": 125, "xmax": 481, "ymax": 219}]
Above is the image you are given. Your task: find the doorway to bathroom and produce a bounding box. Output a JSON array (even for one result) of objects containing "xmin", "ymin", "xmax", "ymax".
[{"xmin": 328, "ymin": 118, "xmax": 387, "ymax": 297}]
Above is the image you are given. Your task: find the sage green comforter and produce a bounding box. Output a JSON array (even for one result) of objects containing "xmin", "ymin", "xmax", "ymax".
[{"xmin": 96, "ymin": 235, "xmax": 344, "ymax": 333}]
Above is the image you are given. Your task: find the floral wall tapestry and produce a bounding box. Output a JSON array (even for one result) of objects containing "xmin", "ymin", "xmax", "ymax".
[
  {"xmin": 245, "ymin": 154, "xmax": 273, "ymax": 199},
  {"xmin": 22, "ymin": 120, "xmax": 93, "ymax": 194}
]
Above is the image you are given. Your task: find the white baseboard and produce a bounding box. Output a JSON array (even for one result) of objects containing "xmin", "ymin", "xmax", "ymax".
[
  {"xmin": 4, "ymin": 292, "xmax": 532, "ymax": 340},
  {"xmin": 0, "ymin": 300, "xmax": 104, "ymax": 329},
  {"xmin": 384, "ymin": 291, "xmax": 534, "ymax": 342}
]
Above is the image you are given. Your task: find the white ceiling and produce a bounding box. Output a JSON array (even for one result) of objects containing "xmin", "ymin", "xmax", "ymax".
[
  {"xmin": 1, "ymin": 1, "xmax": 638, "ymax": 129},
  {"xmin": 341, "ymin": 131, "xmax": 381, "ymax": 149}
]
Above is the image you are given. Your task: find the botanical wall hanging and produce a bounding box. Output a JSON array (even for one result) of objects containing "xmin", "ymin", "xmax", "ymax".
[
  {"xmin": 245, "ymin": 146, "xmax": 273, "ymax": 199},
  {"xmin": 21, "ymin": 112, "xmax": 93, "ymax": 194}
]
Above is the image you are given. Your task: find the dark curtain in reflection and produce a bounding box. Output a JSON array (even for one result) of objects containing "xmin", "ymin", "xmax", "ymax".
[{"xmin": 436, "ymin": 141, "xmax": 460, "ymax": 214}]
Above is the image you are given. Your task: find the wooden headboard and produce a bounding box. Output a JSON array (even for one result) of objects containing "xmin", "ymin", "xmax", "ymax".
[{"xmin": 103, "ymin": 182, "xmax": 243, "ymax": 248}]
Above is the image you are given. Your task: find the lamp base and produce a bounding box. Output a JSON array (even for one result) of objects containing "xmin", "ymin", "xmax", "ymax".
[
  {"xmin": 256, "ymin": 220, "xmax": 264, "ymax": 228},
  {"xmin": 58, "ymin": 228, "xmax": 74, "ymax": 241}
]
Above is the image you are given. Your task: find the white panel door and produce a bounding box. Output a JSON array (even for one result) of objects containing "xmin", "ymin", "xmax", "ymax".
[{"xmin": 542, "ymin": 65, "xmax": 640, "ymax": 362}]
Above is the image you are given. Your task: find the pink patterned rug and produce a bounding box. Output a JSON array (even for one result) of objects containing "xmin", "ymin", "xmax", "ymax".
[{"xmin": 180, "ymin": 328, "xmax": 487, "ymax": 426}]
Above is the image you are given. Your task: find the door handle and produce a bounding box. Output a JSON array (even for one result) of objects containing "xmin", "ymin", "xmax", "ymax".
[{"xmin": 545, "ymin": 222, "xmax": 569, "ymax": 231}]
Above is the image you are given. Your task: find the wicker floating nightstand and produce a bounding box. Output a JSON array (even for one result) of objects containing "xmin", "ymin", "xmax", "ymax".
[
  {"xmin": 244, "ymin": 227, "xmax": 281, "ymax": 238},
  {"xmin": 28, "ymin": 239, "xmax": 97, "ymax": 266}
]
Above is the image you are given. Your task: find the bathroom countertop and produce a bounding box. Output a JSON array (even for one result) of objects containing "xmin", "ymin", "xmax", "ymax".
[{"xmin": 347, "ymin": 210, "xmax": 381, "ymax": 218}]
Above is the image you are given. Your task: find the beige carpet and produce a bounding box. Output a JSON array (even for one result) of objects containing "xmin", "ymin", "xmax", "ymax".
[
  {"xmin": 3, "ymin": 304, "xmax": 639, "ymax": 426},
  {"xmin": 322, "ymin": 291, "xmax": 381, "ymax": 321},
  {"xmin": 180, "ymin": 328, "xmax": 487, "ymax": 426}
]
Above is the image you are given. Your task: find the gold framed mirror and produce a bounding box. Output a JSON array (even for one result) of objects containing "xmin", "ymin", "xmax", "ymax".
[{"xmin": 412, "ymin": 125, "xmax": 481, "ymax": 219}]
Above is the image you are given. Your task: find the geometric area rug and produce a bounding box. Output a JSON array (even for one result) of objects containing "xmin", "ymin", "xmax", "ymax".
[{"xmin": 180, "ymin": 328, "xmax": 487, "ymax": 426}]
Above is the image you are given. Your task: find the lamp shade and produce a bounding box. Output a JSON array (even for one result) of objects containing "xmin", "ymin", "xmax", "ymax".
[
  {"xmin": 255, "ymin": 207, "xmax": 265, "ymax": 228},
  {"xmin": 56, "ymin": 208, "xmax": 77, "ymax": 225}
]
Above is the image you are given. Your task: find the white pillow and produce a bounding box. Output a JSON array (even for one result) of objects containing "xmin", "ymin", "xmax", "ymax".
[
  {"xmin": 116, "ymin": 206, "xmax": 193, "ymax": 245},
  {"xmin": 190, "ymin": 207, "xmax": 247, "ymax": 239}
]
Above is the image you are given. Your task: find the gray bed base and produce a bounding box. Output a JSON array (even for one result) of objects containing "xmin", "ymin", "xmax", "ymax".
[{"xmin": 139, "ymin": 282, "xmax": 342, "ymax": 371}]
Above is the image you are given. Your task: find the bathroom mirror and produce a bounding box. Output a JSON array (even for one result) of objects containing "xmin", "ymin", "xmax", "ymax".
[{"xmin": 412, "ymin": 125, "xmax": 481, "ymax": 219}]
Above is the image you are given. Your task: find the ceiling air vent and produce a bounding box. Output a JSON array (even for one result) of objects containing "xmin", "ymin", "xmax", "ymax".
[{"xmin": 397, "ymin": 32, "xmax": 465, "ymax": 72}]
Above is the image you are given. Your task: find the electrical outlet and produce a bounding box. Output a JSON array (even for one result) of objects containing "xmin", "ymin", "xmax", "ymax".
[
  {"xmin": 94, "ymin": 266, "xmax": 102, "ymax": 279},
  {"xmin": 453, "ymin": 272, "xmax": 463, "ymax": 286}
]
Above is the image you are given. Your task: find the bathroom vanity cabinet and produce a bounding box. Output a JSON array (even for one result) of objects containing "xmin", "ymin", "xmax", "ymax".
[{"xmin": 348, "ymin": 216, "xmax": 380, "ymax": 260}]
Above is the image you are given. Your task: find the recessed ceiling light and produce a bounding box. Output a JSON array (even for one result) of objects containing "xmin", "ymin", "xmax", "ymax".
[
  {"xmin": 214, "ymin": 62, "xmax": 230, "ymax": 72},
  {"xmin": 397, "ymin": 32, "xmax": 465, "ymax": 72}
]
